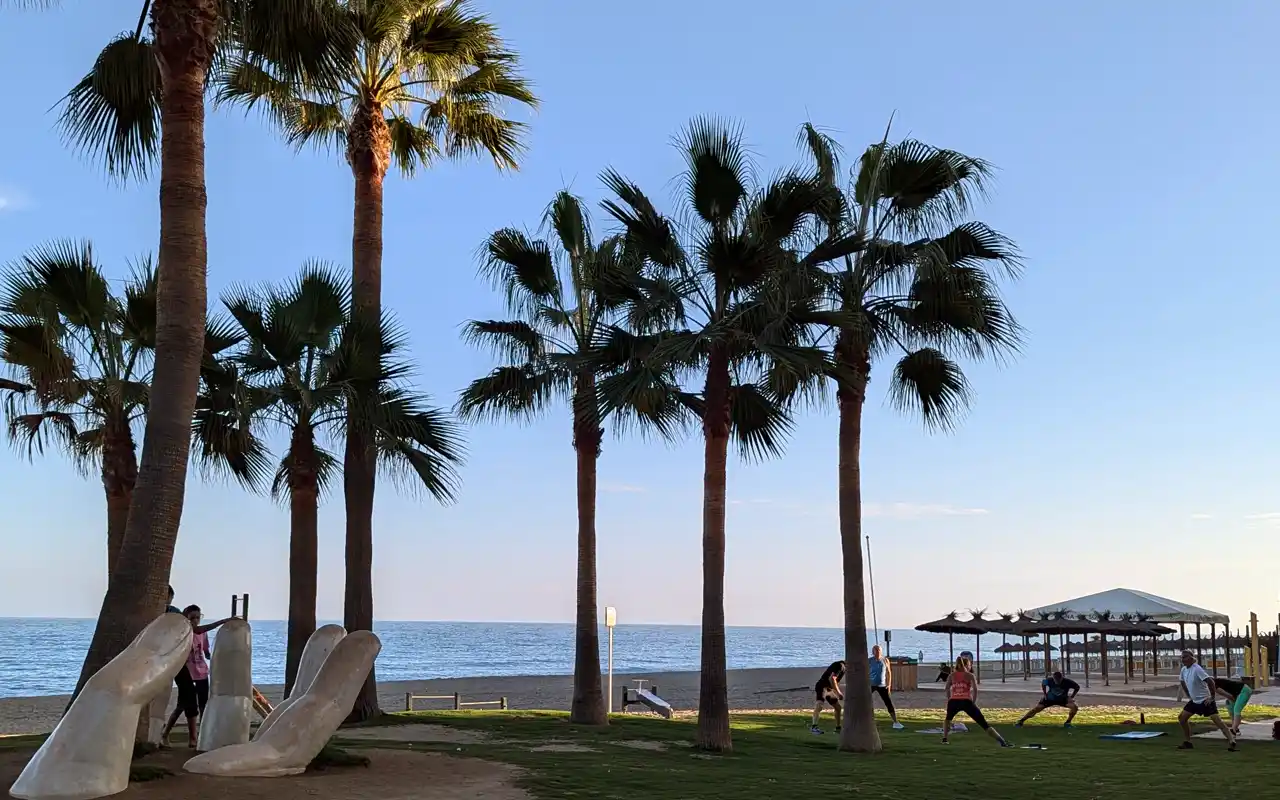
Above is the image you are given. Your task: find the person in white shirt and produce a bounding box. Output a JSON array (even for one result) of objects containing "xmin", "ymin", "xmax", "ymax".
[{"xmin": 1176, "ymin": 650, "xmax": 1236, "ymax": 751}]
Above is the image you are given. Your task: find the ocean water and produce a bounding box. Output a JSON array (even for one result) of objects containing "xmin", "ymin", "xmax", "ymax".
[{"xmin": 0, "ymin": 618, "xmax": 1005, "ymax": 698}]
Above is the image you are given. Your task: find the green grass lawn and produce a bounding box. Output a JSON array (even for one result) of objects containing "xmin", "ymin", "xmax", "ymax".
[{"xmin": 339, "ymin": 707, "xmax": 1280, "ymax": 800}]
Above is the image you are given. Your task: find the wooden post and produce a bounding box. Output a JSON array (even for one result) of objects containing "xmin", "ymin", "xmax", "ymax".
[
  {"xmin": 231, "ymin": 595, "xmax": 239, "ymax": 618},
  {"xmin": 405, "ymin": 693, "xmax": 412, "ymax": 712},
  {"xmin": 1195, "ymin": 622, "xmax": 1202, "ymax": 664},
  {"xmin": 453, "ymin": 693, "xmax": 461, "ymax": 710},
  {"xmin": 500, "ymin": 697, "xmax": 508, "ymax": 710},
  {"xmin": 1225, "ymin": 617, "xmax": 1232, "ymax": 675},
  {"xmin": 1100, "ymin": 633, "xmax": 1109, "ymax": 686},
  {"xmin": 242, "ymin": 593, "xmax": 250, "ymax": 621}
]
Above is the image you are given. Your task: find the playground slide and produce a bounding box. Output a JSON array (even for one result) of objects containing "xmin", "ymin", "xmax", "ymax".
[{"xmin": 635, "ymin": 688, "xmax": 674, "ymax": 719}]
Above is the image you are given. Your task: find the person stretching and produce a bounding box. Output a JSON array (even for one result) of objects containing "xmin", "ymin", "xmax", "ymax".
[
  {"xmin": 810, "ymin": 660, "xmax": 845, "ymax": 734},
  {"xmin": 1211, "ymin": 676, "xmax": 1253, "ymax": 737},
  {"xmin": 1176, "ymin": 650, "xmax": 1236, "ymax": 751},
  {"xmin": 868, "ymin": 646, "xmax": 905, "ymax": 729},
  {"xmin": 1016, "ymin": 671, "xmax": 1080, "ymax": 728},
  {"xmin": 943, "ymin": 656, "xmax": 1012, "ymax": 747}
]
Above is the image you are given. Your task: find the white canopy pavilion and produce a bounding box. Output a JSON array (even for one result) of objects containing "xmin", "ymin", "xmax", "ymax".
[{"xmin": 1026, "ymin": 587, "xmax": 1231, "ymax": 675}]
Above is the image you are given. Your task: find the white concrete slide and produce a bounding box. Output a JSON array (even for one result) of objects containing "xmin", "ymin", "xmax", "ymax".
[
  {"xmin": 10, "ymin": 614, "xmax": 193, "ymax": 800},
  {"xmin": 254, "ymin": 625, "xmax": 347, "ymax": 742},
  {"xmin": 196, "ymin": 618, "xmax": 253, "ymax": 752},
  {"xmin": 183, "ymin": 630, "xmax": 381, "ymax": 777}
]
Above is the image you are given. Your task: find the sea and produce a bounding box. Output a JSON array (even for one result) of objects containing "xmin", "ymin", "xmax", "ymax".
[{"xmin": 0, "ymin": 619, "xmax": 1005, "ymax": 699}]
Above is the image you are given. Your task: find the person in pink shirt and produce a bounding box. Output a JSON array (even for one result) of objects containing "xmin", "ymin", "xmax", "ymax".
[{"xmin": 160, "ymin": 604, "xmax": 232, "ymax": 747}]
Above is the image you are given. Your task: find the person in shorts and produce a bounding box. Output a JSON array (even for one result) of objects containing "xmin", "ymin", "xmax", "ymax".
[
  {"xmin": 160, "ymin": 604, "xmax": 232, "ymax": 747},
  {"xmin": 810, "ymin": 660, "xmax": 845, "ymax": 734},
  {"xmin": 868, "ymin": 645, "xmax": 905, "ymax": 729},
  {"xmin": 1015, "ymin": 671, "xmax": 1080, "ymax": 728},
  {"xmin": 1212, "ymin": 676, "xmax": 1253, "ymax": 736},
  {"xmin": 943, "ymin": 656, "xmax": 1011, "ymax": 747},
  {"xmin": 1177, "ymin": 650, "xmax": 1236, "ymax": 751}
]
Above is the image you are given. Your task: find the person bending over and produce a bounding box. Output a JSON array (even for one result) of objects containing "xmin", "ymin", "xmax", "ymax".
[
  {"xmin": 810, "ymin": 660, "xmax": 845, "ymax": 734},
  {"xmin": 1176, "ymin": 650, "xmax": 1236, "ymax": 751},
  {"xmin": 943, "ymin": 656, "xmax": 1012, "ymax": 747},
  {"xmin": 1016, "ymin": 671, "xmax": 1080, "ymax": 728},
  {"xmin": 1212, "ymin": 676, "xmax": 1253, "ymax": 736},
  {"xmin": 869, "ymin": 645, "xmax": 905, "ymax": 729}
]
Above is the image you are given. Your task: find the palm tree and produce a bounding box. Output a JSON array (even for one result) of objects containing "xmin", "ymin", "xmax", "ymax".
[
  {"xmin": 55, "ymin": 0, "xmax": 348, "ymax": 702},
  {"xmin": 796, "ymin": 122, "xmax": 1022, "ymax": 754},
  {"xmin": 216, "ymin": 0, "xmax": 536, "ymax": 720},
  {"xmin": 220, "ymin": 264, "xmax": 464, "ymax": 695},
  {"xmin": 587, "ymin": 119, "xmax": 864, "ymax": 751},
  {"xmin": 0, "ymin": 242, "xmax": 155, "ymax": 578},
  {"xmin": 0, "ymin": 241, "xmax": 263, "ymax": 581},
  {"xmin": 458, "ymin": 192, "xmax": 669, "ymax": 725}
]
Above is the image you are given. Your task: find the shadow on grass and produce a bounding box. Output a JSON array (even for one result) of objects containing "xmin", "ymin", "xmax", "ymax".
[{"xmin": 341, "ymin": 709, "xmax": 1279, "ymax": 800}]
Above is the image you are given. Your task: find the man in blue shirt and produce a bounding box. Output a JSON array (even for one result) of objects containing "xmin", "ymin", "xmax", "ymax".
[
  {"xmin": 165, "ymin": 585, "xmax": 180, "ymax": 615},
  {"xmin": 1015, "ymin": 671, "xmax": 1080, "ymax": 728},
  {"xmin": 868, "ymin": 645, "xmax": 904, "ymax": 729}
]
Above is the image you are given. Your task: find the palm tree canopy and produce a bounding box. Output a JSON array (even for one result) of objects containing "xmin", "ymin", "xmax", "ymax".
[
  {"xmin": 214, "ymin": 263, "xmax": 465, "ymax": 502},
  {"xmin": 55, "ymin": 0, "xmax": 362, "ymax": 180},
  {"xmin": 792, "ymin": 120, "xmax": 1024, "ymax": 430},
  {"xmin": 0, "ymin": 241, "xmax": 154, "ymax": 466},
  {"xmin": 216, "ymin": 0, "xmax": 537, "ymax": 176},
  {"xmin": 584, "ymin": 117, "xmax": 866, "ymax": 458},
  {"xmin": 458, "ymin": 191, "xmax": 673, "ymax": 436}
]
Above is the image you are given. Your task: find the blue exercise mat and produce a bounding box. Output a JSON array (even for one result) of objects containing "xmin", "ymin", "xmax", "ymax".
[{"xmin": 1098, "ymin": 731, "xmax": 1166, "ymax": 740}]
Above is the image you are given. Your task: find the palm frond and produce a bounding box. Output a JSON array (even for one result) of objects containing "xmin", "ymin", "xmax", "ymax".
[
  {"xmin": 373, "ymin": 392, "xmax": 465, "ymax": 504},
  {"xmin": 479, "ymin": 229, "xmax": 559, "ymax": 315},
  {"xmin": 7, "ymin": 410, "xmax": 81, "ymax": 460},
  {"xmin": 456, "ymin": 365, "xmax": 560, "ymax": 422},
  {"xmin": 726, "ymin": 382, "xmax": 793, "ymax": 462},
  {"xmin": 57, "ymin": 32, "xmax": 161, "ymax": 182},
  {"xmin": 888, "ymin": 347, "xmax": 970, "ymax": 431},
  {"xmin": 677, "ymin": 116, "xmax": 750, "ymax": 229},
  {"xmin": 461, "ymin": 319, "xmax": 545, "ymax": 363}
]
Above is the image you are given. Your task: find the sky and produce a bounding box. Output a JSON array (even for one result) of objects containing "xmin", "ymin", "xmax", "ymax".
[{"xmin": 0, "ymin": 1, "xmax": 1278, "ymax": 631}]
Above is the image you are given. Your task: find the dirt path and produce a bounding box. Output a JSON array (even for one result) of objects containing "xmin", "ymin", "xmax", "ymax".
[{"xmin": 0, "ymin": 747, "xmax": 530, "ymax": 800}]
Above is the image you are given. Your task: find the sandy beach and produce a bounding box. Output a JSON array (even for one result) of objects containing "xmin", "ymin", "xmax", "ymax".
[{"xmin": 0, "ymin": 665, "xmax": 1198, "ymax": 735}]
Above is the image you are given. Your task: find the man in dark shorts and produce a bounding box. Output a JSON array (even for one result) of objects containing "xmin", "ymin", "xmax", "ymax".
[
  {"xmin": 1177, "ymin": 650, "xmax": 1236, "ymax": 751},
  {"xmin": 810, "ymin": 660, "xmax": 845, "ymax": 734},
  {"xmin": 1015, "ymin": 671, "xmax": 1080, "ymax": 728}
]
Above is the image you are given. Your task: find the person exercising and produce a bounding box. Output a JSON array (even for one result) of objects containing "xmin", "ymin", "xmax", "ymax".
[
  {"xmin": 1016, "ymin": 671, "xmax": 1080, "ymax": 728},
  {"xmin": 1176, "ymin": 650, "xmax": 1236, "ymax": 751},
  {"xmin": 810, "ymin": 660, "xmax": 845, "ymax": 734},
  {"xmin": 1212, "ymin": 675, "xmax": 1253, "ymax": 736},
  {"xmin": 869, "ymin": 645, "xmax": 905, "ymax": 729},
  {"xmin": 943, "ymin": 656, "xmax": 1012, "ymax": 747}
]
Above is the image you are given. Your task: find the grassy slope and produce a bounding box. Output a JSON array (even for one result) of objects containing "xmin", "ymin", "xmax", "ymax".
[{"xmin": 340, "ymin": 707, "xmax": 1280, "ymax": 800}]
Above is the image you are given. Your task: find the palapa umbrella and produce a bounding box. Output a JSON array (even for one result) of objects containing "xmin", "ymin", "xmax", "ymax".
[
  {"xmin": 915, "ymin": 611, "xmax": 989, "ymax": 668},
  {"xmin": 1023, "ymin": 611, "xmax": 1097, "ymax": 682}
]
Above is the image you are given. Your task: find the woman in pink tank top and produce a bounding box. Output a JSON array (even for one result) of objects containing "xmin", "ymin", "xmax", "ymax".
[{"xmin": 943, "ymin": 656, "xmax": 1011, "ymax": 747}]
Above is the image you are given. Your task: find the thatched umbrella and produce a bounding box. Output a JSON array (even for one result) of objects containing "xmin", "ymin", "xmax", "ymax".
[
  {"xmin": 915, "ymin": 610, "xmax": 990, "ymax": 671},
  {"xmin": 1023, "ymin": 611, "xmax": 1097, "ymax": 682},
  {"xmin": 986, "ymin": 612, "xmax": 1035, "ymax": 683}
]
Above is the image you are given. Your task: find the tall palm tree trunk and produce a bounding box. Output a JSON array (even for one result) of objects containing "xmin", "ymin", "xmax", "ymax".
[
  {"xmin": 343, "ymin": 105, "xmax": 390, "ymax": 722},
  {"xmin": 835, "ymin": 337, "xmax": 881, "ymax": 754},
  {"xmin": 284, "ymin": 426, "xmax": 319, "ymax": 696},
  {"xmin": 696, "ymin": 345, "xmax": 732, "ymax": 752},
  {"xmin": 569, "ymin": 376, "xmax": 607, "ymax": 725},
  {"xmin": 71, "ymin": 0, "xmax": 216, "ymax": 709},
  {"xmin": 101, "ymin": 415, "xmax": 138, "ymax": 579}
]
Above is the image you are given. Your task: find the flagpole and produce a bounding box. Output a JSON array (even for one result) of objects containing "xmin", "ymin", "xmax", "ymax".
[{"xmin": 866, "ymin": 535, "xmax": 880, "ymax": 645}]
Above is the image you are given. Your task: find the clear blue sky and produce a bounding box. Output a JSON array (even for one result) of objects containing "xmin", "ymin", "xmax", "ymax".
[{"xmin": 1, "ymin": 1, "xmax": 1278, "ymax": 630}]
